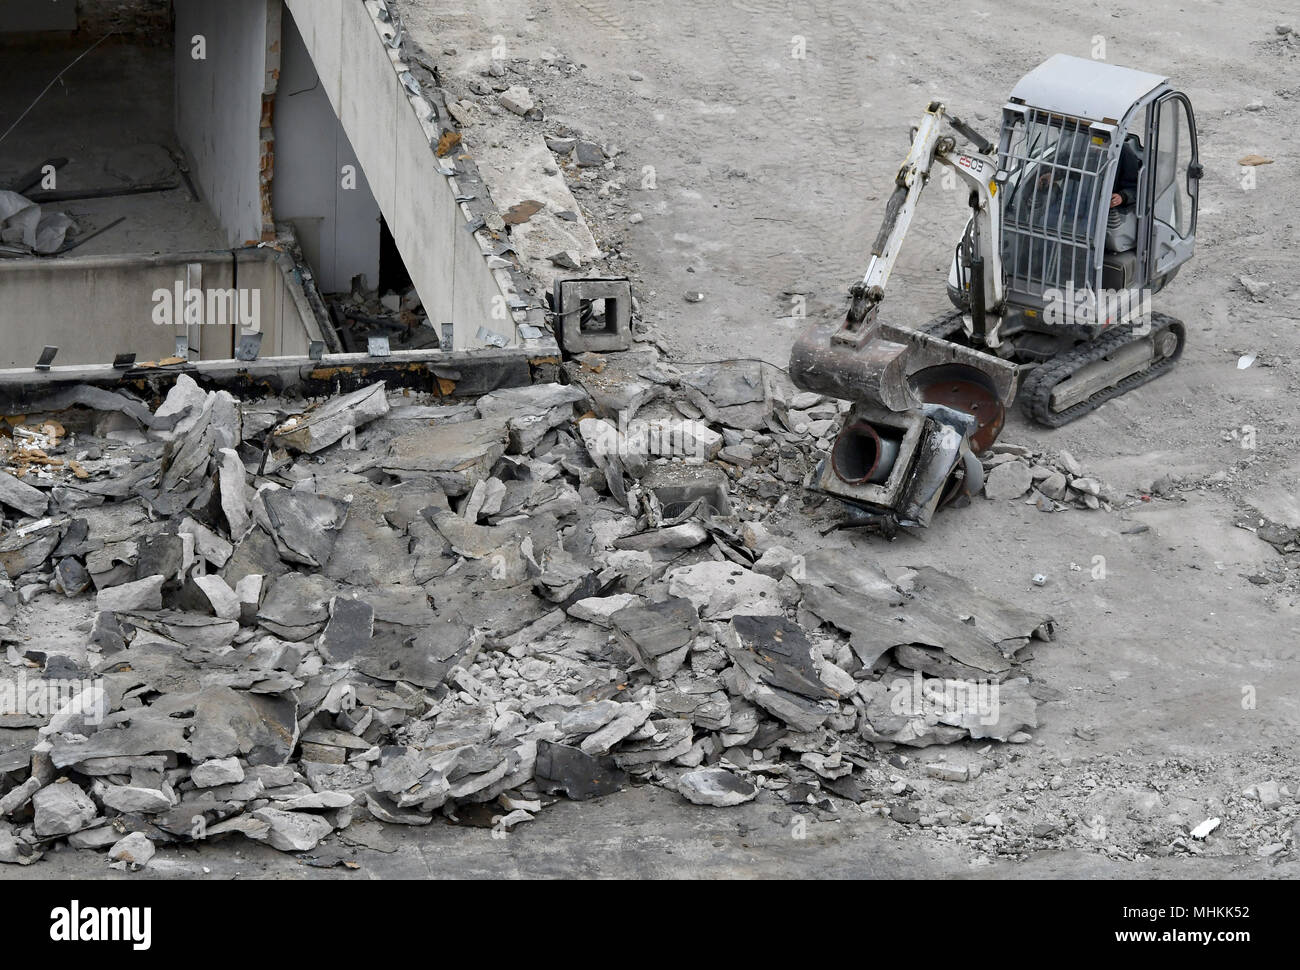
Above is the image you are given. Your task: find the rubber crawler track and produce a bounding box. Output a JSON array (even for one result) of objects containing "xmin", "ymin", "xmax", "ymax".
[{"xmin": 1019, "ymin": 311, "xmax": 1186, "ymax": 427}]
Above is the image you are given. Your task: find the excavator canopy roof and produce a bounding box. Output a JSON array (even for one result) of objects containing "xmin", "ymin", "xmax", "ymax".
[{"xmin": 1009, "ymin": 54, "xmax": 1168, "ymax": 123}]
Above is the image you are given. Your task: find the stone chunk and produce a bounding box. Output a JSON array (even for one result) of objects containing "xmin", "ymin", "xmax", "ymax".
[
  {"xmin": 0, "ymin": 520, "xmax": 62, "ymax": 576},
  {"xmin": 33, "ymin": 781, "xmax": 98, "ymax": 837},
  {"xmin": 252, "ymin": 808, "xmax": 332, "ymax": 852},
  {"xmin": 217, "ymin": 447, "xmax": 251, "ymax": 537},
  {"xmin": 612, "ymin": 523, "xmax": 707, "ymax": 552},
  {"xmin": 984, "ymin": 460, "xmax": 1032, "ymax": 501},
  {"xmin": 262, "ymin": 490, "xmax": 350, "ymax": 568},
  {"xmin": 99, "ymin": 785, "xmax": 173, "ymax": 814},
  {"xmin": 566, "ymin": 593, "xmax": 641, "ymax": 628},
  {"xmin": 499, "ymin": 85, "xmax": 534, "ymax": 116},
  {"xmin": 610, "ymin": 596, "xmax": 699, "ymax": 678},
  {"xmin": 192, "ymin": 757, "xmax": 245, "ymax": 788},
  {"xmin": 666, "ymin": 561, "xmax": 781, "ymax": 619},
  {"xmin": 678, "ymin": 767, "xmax": 757, "ymax": 807},
  {"xmin": 0, "ymin": 470, "xmax": 48, "ymax": 519},
  {"xmin": 0, "ymin": 823, "xmax": 42, "ymax": 865},
  {"xmin": 534, "ymin": 741, "xmax": 626, "ymax": 800},
  {"xmin": 107, "ymin": 831, "xmax": 155, "ymax": 870},
  {"xmin": 319, "ymin": 596, "xmax": 374, "ymax": 663},
  {"xmin": 95, "ymin": 575, "xmax": 164, "ymax": 612},
  {"xmin": 575, "ymin": 141, "xmax": 606, "ymax": 167},
  {"xmin": 53, "ymin": 558, "xmax": 91, "ymax": 596},
  {"xmin": 580, "ymin": 702, "xmax": 652, "ymax": 756},
  {"xmin": 273, "ymin": 382, "xmax": 390, "ymax": 454},
  {"xmin": 191, "ymin": 574, "xmax": 241, "ymax": 620}
]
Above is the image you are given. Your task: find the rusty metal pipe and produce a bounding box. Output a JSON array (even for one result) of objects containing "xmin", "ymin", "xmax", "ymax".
[{"xmin": 831, "ymin": 421, "xmax": 900, "ymax": 485}]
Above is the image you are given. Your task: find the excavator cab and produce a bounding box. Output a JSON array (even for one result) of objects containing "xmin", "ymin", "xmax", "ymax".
[{"xmin": 948, "ymin": 54, "xmax": 1201, "ymax": 334}]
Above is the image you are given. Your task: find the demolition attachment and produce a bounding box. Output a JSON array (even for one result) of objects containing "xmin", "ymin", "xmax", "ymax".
[{"xmin": 788, "ymin": 101, "xmax": 1017, "ymax": 528}]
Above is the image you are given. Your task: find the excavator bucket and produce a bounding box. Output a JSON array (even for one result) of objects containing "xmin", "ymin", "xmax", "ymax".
[{"xmin": 789, "ymin": 315, "xmax": 1019, "ymax": 526}]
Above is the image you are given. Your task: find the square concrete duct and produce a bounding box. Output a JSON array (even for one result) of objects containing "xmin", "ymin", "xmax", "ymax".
[{"xmin": 555, "ymin": 277, "xmax": 633, "ymax": 354}]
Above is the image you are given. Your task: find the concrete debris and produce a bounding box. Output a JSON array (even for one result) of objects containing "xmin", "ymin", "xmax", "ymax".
[
  {"xmin": 498, "ymin": 85, "xmax": 535, "ymax": 116},
  {"xmin": 677, "ymin": 767, "xmax": 757, "ymax": 807},
  {"xmin": 273, "ymin": 382, "xmax": 391, "ymax": 454},
  {"xmin": 611, "ymin": 596, "xmax": 699, "ymax": 678},
  {"xmin": 981, "ymin": 445, "xmax": 1115, "ymax": 510},
  {"xmin": 0, "ymin": 471, "xmax": 49, "ymax": 519},
  {"xmin": 32, "ymin": 781, "xmax": 98, "ymax": 837},
  {"xmin": 107, "ymin": 831, "xmax": 155, "ymax": 870},
  {"xmin": 0, "ymin": 364, "xmax": 1059, "ymax": 869}
]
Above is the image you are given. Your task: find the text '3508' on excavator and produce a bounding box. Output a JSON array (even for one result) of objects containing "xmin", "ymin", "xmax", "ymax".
[{"xmin": 790, "ymin": 54, "xmax": 1201, "ymax": 529}]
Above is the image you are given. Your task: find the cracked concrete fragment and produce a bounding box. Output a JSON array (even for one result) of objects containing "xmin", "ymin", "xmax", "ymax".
[{"xmin": 273, "ymin": 382, "xmax": 390, "ymax": 454}]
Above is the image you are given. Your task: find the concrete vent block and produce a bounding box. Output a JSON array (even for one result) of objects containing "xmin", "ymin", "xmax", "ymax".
[
  {"xmin": 642, "ymin": 463, "xmax": 732, "ymax": 518},
  {"xmin": 555, "ymin": 277, "xmax": 632, "ymax": 354}
]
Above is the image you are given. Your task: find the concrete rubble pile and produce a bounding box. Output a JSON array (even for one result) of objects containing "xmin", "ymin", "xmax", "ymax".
[
  {"xmin": 979, "ymin": 443, "xmax": 1116, "ymax": 510},
  {"xmin": 326, "ymin": 276, "xmax": 442, "ymax": 354},
  {"xmin": 0, "ymin": 369, "xmax": 1053, "ymax": 866}
]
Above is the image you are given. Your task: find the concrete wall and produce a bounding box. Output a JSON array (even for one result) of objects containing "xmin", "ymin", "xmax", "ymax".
[
  {"xmin": 0, "ymin": 250, "xmax": 323, "ymax": 368},
  {"xmin": 174, "ymin": 0, "xmax": 277, "ymax": 247},
  {"xmin": 283, "ymin": 0, "xmax": 518, "ymax": 349},
  {"xmin": 0, "ymin": 0, "xmax": 76, "ymax": 32},
  {"xmin": 273, "ymin": 9, "xmax": 382, "ymax": 294}
]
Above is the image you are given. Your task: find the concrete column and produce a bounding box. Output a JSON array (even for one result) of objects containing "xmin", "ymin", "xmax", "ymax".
[{"xmin": 174, "ymin": 0, "xmax": 279, "ymax": 247}]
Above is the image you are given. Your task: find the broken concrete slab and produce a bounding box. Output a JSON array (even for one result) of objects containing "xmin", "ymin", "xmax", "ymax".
[
  {"xmin": 257, "ymin": 572, "xmax": 336, "ymax": 640},
  {"xmin": 32, "ymin": 781, "xmax": 98, "ymax": 837},
  {"xmin": 253, "ymin": 808, "xmax": 332, "ymax": 852},
  {"xmin": 0, "ymin": 470, "xmax": 48, "ymax": 519},
  {"xmin": 106, "ymin": 831, "xmax": 155, "ymax": 870},
  {"xmin": 262, "ymin": 490, "xmax": 350, "ymax": 568},
  {"xmin": 273, "ymin": 382, "xmax": 390, "ymax": 454},
  {"xmin": 666, "ymin": 561, "xmax": 782, "ymax": 619},
  {"xmin": 319, "ymin": 596, "xmax": 374, "ymax": 663},
  {"xmin": 476, "ymin": 383, "xmax": 589, "ymax": 453},
  {"xmin": 720, "ymin": 615, "xmax": 839, "ymax": 732},
  {"xmin": 378, "ymin": 417, "xmax": 509, "ymax": 495},
  {"xmin": 534, "ymin": 741, "xmax": 627, "ymax": 800},
  {"xmin": 183, "ymin": 687, "xmax": 299, "ymax": 766},
  {"xmin": 678, "ymin": 360, "xmax": 780, "ymax": 430},
  {"xmin": 610, "ymin": 596, "xmax": 699, "ymax": 679},
  {"xmin": 95, "ymin": 575, "xmax": 164, "ymax": 612},
  {"xmin": 677, "ymin": 767, "xmax": 757, "ymax": 807}
]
